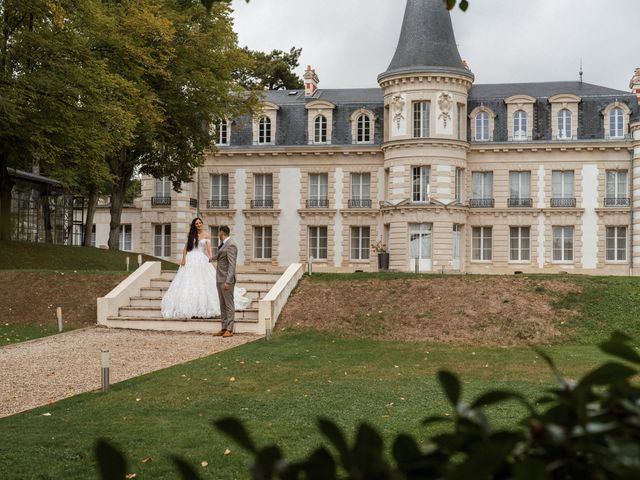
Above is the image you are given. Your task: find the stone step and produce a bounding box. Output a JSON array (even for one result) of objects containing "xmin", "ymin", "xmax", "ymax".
[
  {"xmin": 118, "ymin": 306, "xmax": 259, "ymax": 321},
  {"xmin": 139, "ymin": 286, "xmax": 271, "ymax": 298},
  {"xmin": 103, "ymin": 317, "xmax": 262, "ymax": 334},
  {"xmin": 149, "ymin": 278, "xmax": 274, "ymax": 291},
  {"xmin": 160, "ymin": 270, "xmax": 283, "ymax": 283},
  {"xmin": 129, "ymin": 296, "xmax": 259, "ymax": 310}
]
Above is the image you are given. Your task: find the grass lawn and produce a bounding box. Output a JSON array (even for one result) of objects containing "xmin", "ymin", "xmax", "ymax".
[
  {"xmin": 0, "ymin": 331, "xmax": 616, "ymax": 479},
  {"xmin": 0, "ymin": 322, "xmax": 63, "ymax": 347}
]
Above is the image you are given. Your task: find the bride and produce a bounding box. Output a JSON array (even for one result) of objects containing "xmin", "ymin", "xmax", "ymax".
[{"xmin": 161, "ymin": 218, "xmax": 251, "ymax": 319}]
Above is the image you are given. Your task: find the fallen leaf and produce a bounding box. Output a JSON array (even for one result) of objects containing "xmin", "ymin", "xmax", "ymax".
[
  {"xmin": 201, "ymin": 461, "xmax": 209, "ymax": 467},
  {"xmin": 42, "ymin": 413, "xmax": 52, "ymax": 417},
  {"xmin": 224, "ymin": 449, "xmax": 231, "ymax": 456},
  {"xmin": 142, "ymin": 457, "xmax": 152, "ymax": 464},
  {"xmin": 229, "ymin": 377, "xmax": 236, "ymax": 382},
  {"xmin": 125, "ymin": 474, "xmax": 136, "ymax": 479}
]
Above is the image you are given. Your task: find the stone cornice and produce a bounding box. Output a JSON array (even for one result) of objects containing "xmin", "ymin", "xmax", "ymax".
[
  {"xmin": 211, "ymin": 146, "xmax": 382, "ymax": 157},
  {"xmin": 378, "ymin": 73, "xmax": 473, "ymax": 90},
  {"xmin": 469, "ymin": 140, "xmax": 633, "ymax": 154},
  {"xmin": 382, "ymin": 138, "xmax": 469, "ymax": 152}
]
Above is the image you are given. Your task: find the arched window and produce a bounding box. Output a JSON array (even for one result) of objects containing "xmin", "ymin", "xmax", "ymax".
[
  {"xmin": 513, "ymin": 110, "xmax": 527, "ymax": 140},
  {"xmin": 475, "ymin": 111, "xmax": 489, "ymax": 141},
  {"xmin": 356, "ymin": 114, "xmax": 371, "ymax": 143},
  {"xmin": 610, "ymin": 107, "xmax": 624, "ymax": 138},
  {"xmin": 216, "ymin": 119, "xmax": 229, "ymax": 145},
  {"xmin": 314, "ymin": 115, "xmax": 327, "ymax": 143},
  {"xmin": 557, "ymin": 109, "xmax": 572, "ymax": 139},
  {"xmin": 258, "ymin": 116, "xmax": 271, "ymax": 144}
]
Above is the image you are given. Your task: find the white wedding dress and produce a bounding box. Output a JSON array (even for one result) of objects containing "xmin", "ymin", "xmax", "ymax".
[{"xmin": 161, "ymin": 238, "xmax": 252, "ymax": 319}]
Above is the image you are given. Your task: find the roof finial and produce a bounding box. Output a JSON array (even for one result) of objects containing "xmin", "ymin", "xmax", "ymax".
[{"xmin": 579, "ymin": 58, "xmax": 583, "ymax": 84}]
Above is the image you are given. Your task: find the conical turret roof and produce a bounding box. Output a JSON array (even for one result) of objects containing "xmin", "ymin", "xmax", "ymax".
[{"xmin": 379, "ymin": 0, "xmax": 473, "ymax": 82}]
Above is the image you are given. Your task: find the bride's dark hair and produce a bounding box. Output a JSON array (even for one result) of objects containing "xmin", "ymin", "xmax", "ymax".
[{"xmin": 186, "ymin": 217, "xmax": 204, "ymax": 252}]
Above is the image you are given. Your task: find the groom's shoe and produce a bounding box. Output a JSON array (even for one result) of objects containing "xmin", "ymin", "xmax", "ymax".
[
  {"xmin": 214, "ymin": 329, "xmax": 226, "ymax": 337},
  {"xmin": 222, "ymin": 331, "xmax": 234, "ymax": 338}
]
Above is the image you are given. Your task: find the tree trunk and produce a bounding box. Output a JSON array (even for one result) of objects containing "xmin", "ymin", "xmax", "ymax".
[
  {"xmin": 0, "ymin": 154, "xmax": 15, "ymax": 241},
  {"xmin": 42, "ymin": 193, "xmax": 53, "ymax": 243},
  {"xmin": 83, "ymin": 187, "xmax": 99, "ymax": 247},
  {"xmin": 108, "ymin": 149, "xmax": 133, "ymax": 250}
]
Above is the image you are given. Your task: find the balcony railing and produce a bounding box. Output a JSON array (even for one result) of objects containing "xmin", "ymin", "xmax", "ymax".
[
  {"xmin": 551, "ymin": 197, "xmax": 576, "ymax": 208},
  {"xmin": 189, "ymin": 198, "xmax": 198, "ymax": 208},
  {"xmin": 306, "ymin": 198, "xmax": 330, "ymax": 208},
  {"xmin": 348, "ymin": 199, "xmax": 372, "ymax": 208},
  {"xmin": 151, "ymin": 196, "xmax": 171, "ymax": 207},
  {"xmin": 250, "ymin": 199, "xmax": 274, "ymax": 209},
  {"xmin": 604, "ymin": 197, "xmax": 630, "ymax": 207},
  {"xmin": 508, "ymin": 198, "xmax": 533, "ymax": 208},
  {"xmin": 469, "ymin": 198, "xmax": 495, "ymax": 208},
  {"xmin": 207, "ymin": 199, "xmax": 229, "ymax": 209}
]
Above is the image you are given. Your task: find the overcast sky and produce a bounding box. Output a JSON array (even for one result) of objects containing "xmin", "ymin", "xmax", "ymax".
[{"xmin": 230, "ymin": 0, "xmax": 639, "ymax": 92}]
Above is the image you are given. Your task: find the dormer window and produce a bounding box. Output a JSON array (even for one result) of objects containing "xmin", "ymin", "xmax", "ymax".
[
  {"xmin": 610, "ymin": 108, "xmax": 624, "ymax": 138},
  {"xmin": 350, "ymin": 108, "xmax": 376, "ymax": 144},
  {"xmin": 258, "ymin": 116, "xmax": 272, "ymax": 144},
  {"xmin": 603, "ymin": 102, "xmax": 631, "ymax": 140},
  {"xmin": 357, "ymin": 115, "xmax": 371, "ymax": 143},
  {"xmin": 513, "ymin": 110, "xmax": 527, "ymax": 140},
  {"xmin": 215, "ymin": 119, "xmax": 229, "ymax": 146},
  {"xmin": 557, "ymin": 109, "xmax": 572, "ymax": 139},
  {"xmin": 314, "ymin": 115, "xmax": 327, "ymax": 144},
  {"xmin": 475, "ymin": 111, "xmax": 489, "ymax": 141},
  {"xmin": 469, "ymin": 106, "xmax": 495, "ymax": 142}
]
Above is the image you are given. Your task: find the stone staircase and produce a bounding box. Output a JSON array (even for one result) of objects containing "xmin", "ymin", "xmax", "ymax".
[{"xmin": 102, "ymin": 270, "xmax": 281, "ymax": 334}]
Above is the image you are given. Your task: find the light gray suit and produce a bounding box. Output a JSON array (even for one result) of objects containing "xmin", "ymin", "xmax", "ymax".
[{"xmin": 215, "ymin": 238, "xmax": 237, "ymax": 331}]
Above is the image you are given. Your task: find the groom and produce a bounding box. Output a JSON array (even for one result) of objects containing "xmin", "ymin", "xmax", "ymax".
[{"xmin": 212, "ymin": 225, "xmax": 237, "ymax": 338}]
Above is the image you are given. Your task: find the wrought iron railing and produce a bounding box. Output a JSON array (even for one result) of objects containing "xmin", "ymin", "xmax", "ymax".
[
  {"xmin": 189, "ymin": 198, "xmax": 198, "ymax": 208},
  {"xmin": 348, "ymin": 199, "xmax": 372, "ymax": 208},
  {"xmin": 251, "ymin": 199, "xmax": 274, "ymax": 209},
  {"xmin": 551, "ymin": 197, "xmax": 576, "ymax": 208},
  {"xmin": 469, "ymin": 198, "xmax": 495, "ymax": 208},
  {"xmin": 508, "ymin": 198, "xmax": 533, "ymax": 208},
  {"xmin": 151, "ymin": 196, "xmax": 171, "ymax": 207},
  {"xmin": 207, "ymin": 199, "xmax": 229, "ymax": 209},
  {"xmin": 306, "ymin": 199, "xmax": 330, "ymax": 208},
  {"xmin": 604, "ymin": 197, "xmax": 630, "ymax": 207}
]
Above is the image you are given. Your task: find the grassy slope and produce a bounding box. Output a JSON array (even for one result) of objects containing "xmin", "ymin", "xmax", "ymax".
[{"xmin": 0, "ymin": 332, "xmax": 610, "ymax": 480}]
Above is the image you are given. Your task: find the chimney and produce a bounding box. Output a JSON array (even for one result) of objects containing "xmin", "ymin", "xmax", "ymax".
[
  {"xmin": 304, "ymin": 65, "xmax": 319, "ymax": 97},
  {"xmin": 630, "ymin": 68, "xmax": 640, "ymax": 104}
]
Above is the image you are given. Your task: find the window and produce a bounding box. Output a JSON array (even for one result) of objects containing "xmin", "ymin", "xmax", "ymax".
[
  {"xmin": 552, "ymin": 171, "xmax": 575, "ymax": 207},
  {"xmin": 475, "ymin": 111, "xmax": 489, "ymax": 141},
  {"xmin": 350, "ymin": 227, "xmax": 370, "ymax": 261},
  {"xmin": 553, "ymin": 226, "xmax": 574, "ymax": 262},
  {"xmin": 410, "ymin": 224, "xmax": 432, "ymax": 260},
  {"xmin": 254, "ymin": 226, "xmax": 272, "ymax": 260},
  {"xmin": 557, "ymin": 109, "xmax": 572, "ymax": 139},
  {"xmin": 510, "ymin": 227, "xmax": 530, "ymax": 262},
  {"xmin": 508, "ymin": 171, "xmax": 531, "ymax": 207},
  {"xmin": 606, "ymin": 226, "xmax": 627, "ymax": 262},
  {"xmin": 118, "ymin": 224, "xmax": 132, "ymax": 251},
  {"xmin": 314, "ymin": 115, "xmax": 327, "ymax": 143},
  {"xmin": 471, "ymin": 172, "xmax": 493, "ymax": 207},
  {"xmin": 457, "ymin": 104, "xmax": 464, "ymax": 140},
  {"xmin": 605, "ymin": 170, "xmax": 629, "ymax": 206},
  {"xmin": 610, "ymin": 107, "xmax": 624, "ymax": 138},
  {"xmin": 309, "ymin": 226, "xmax": 328, "ymax": 260},
  {"xmin": 308, "ymin": 173, "xmax": 329, "ymax": 208},
  {"xmin": 91, "ymin": 224, "xmax": 96, "ymax": 247},
  {"xmin": 472, "ymin": 227, "xmax": 492, "ymax": 261},
  {"xmin": 154, "ymin": 224, "xmax": 171, "ymax": 258},
  {"xmin": 513, "ymin": 110, "xmax": 527, "ymax": 140},
  {"xmin": 215, "ymin": 119, "xmax": 229, "ymax": 145},
  {"xmin": 253, "ymin": 174, "xmax": 273, "ymax": 208},
  {"xmin": 413, "ymin": 101, "xmax": 430, "ymax": 138},
  {"xmin": 155, "ymin": 177, "xmax": 171, "ymax": 197},
  {"xmin": 356, "ymin": 115, "xmax": 372, "ymax": 143},
  {"xmin": 350, "ymin": 173, "xmax": 371, "ymax": 208},
  {"xmin": 210, "ymin": 174, "xmax": 229, "ymax": 208},
  {"xmin": 455, "ymin": 168, "xmax": 464, "ymax": 203},
  {"xmin": 210, "ymin": 226, "xmax": 219, "ymax": 256},
  {"xmin": 412, "ymin": 166, "xmax": 430, "ymax": 203},
  {"xmin": 258, "ymin": 116, "xmax": 272, "ymax": 144}
]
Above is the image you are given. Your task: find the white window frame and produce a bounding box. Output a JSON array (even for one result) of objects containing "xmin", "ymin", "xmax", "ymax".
[
  {"xmin": 412, "ymin": 166, "xmax": 430, "ymax": 203},
  {"xmin": 210, "ymin": 226, "xmax": 219, "ymax": 256},
  {"xmin": 513, "ymin": 110, "xmax": 527, "ymax": 140},
  {"xmin": 609, "ymin": 107, "xmax": 624, "ymax": 139},
  {"xmin": 509, "ymin": 171, "xmax": 531, "ymax": 201},
  {"xmin": 509, "ymin": 226, "xmax": 531, "ymax": 262},
  {"xmin": 215, "ymin": 119, "xmax": 229, "ymax": 145},
  {"xmin": 254, "ymin": 226, "xmax": 272, "ymax": 261},
  {"xmin": 254, "ymin": 174, "xmax": 273, "ymax": 202},
  {"xmin": 472, "ymin": 172, "xmax": 493, "ymax": 200},
  {"xmin": 552, "ymin": 226, "xmax": 574, "ymax": 263},
  {"xmin": 356, "ymin": 114, "xmax": 372, "ymax": 144},
  {"xmin": 455, "ymin": 168, "xmax": 464, "ymax": 203},
  {"xmin": 552, "ymin": 171, "xmax": 574, "ymax": 199},
  {"xmin": 409, "ymin": 223, "xmax": 433, "ymax": 260},
  {"xmin": 457, "ymin": 103, "xmax": 465, "ymax": 140},
  {"xmin": 472, "ymin": 226, "xmax": 492, "ymax": 261},
  {"xmin": 155, "ymin": 177, "xmax": 171, "ymax": 197},
  {"xmin": 118, "ymin": 224, "xmax": 132, "ymax": 252},
  {"xmin": 606, "ymin": 226, "xmax": 627, "ymax": 262},
  {"xmin": 350, "ymin": 226, "xmax": 370, "ymax": 261},
  {"xmin": 258, "ymin": 116, "xmax": 272, "ymax": 144},
  {"xmin": 557, "ymin": 109, "xmax": 572, "ymax": 139},
  {"xmin": 210, "ymin": 174, "xmax": 229, "ymax": 206},
  {"xmin": 350, "ymin": 173, "xmax": 371, "ymax": 201},
  {"xmin": 413, "ymin": 101, "xmax": 430, "ymax": 138},
  {"xmin": 309, "ymin": 173, "xmax": 329, "ymax": 202},
  {"xmin": 475, "ymin": 111, "xmax": 489, "ymax": 141},
  {"xmin": 309, "ymin": 226, "xmax": 328, "ymax": 260},
  {"xmin": 154, "ymin": 224, "xmax": 171, "ymax": 258},
  {"xmin": 314, "ymin": 115, "xmax": 328, "ymax": 144}
]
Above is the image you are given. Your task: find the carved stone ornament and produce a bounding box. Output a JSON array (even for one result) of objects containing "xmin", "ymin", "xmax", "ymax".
[
  {"xmin": 438, "ymin": 91, "xmax": 453, "ymax": 128},
  {"xmin": 391, "ymin": 94, "xmax": 405, "ymax": 129}
]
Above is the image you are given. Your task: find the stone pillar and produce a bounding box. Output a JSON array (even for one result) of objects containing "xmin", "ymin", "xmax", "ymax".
[{"xmin": 631, "ymin": 122, "xmax": 640, "ymax": 274}]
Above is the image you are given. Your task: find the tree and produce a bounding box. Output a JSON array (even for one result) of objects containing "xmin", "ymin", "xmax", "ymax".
[{"xmin": 237, "ymin": 47, "xmax": 305, "ymax": 91}]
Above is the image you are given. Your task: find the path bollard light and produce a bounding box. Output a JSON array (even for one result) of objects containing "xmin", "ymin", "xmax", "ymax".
[
  {"xmin": 414, "ymin": 256, "xmax": 419, "ymax": 274},
  {"xmin": 101, "ymin": 350, "xmax": 110, "ymax": 392},
  {"xmin": 265, "ymin": 317, "xmax": 272, "ymax": 341},
  {"xmin": 56, "ymin": 307, "xmax": 63, "ymax": 332},
  {"xmin": 125, "ymin": 256, "xmax": 130, "ymax": 272},
  {"xmin": 308, "ymin": 256, "xmax": 314, "ymax": 276},
  {"xmin": 137, "ymin": 254, "xmax": 142, "ymax": 267}
]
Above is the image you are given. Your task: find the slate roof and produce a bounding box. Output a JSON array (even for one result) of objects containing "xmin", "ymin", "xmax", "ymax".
[
  {"xmin": 224, "ymin": 83, "xmax": 638, "ymax": 147},
  {"xmin": 379, "ymin": 0, "xmax": 472, "ymax": 82}
]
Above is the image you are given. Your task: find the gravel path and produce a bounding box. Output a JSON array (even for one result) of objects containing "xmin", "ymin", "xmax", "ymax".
[{"xmin": 0, "ymin": 327, "xmax": 261, "ymax": 418}]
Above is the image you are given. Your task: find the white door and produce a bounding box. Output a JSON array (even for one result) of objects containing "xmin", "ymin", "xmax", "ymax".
[
  {"xmin": 409, "ymin": 223, "xmax": 432, "ymax": 272},
  {"xmin": 452, "ymin": 224, "xmax": 462, "ymax": 271}
]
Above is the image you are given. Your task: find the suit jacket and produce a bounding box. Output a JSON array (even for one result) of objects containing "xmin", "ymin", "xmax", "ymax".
[{"xmin": 215, "ymin": 238, "xmax": 237, "ymax": 284}]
